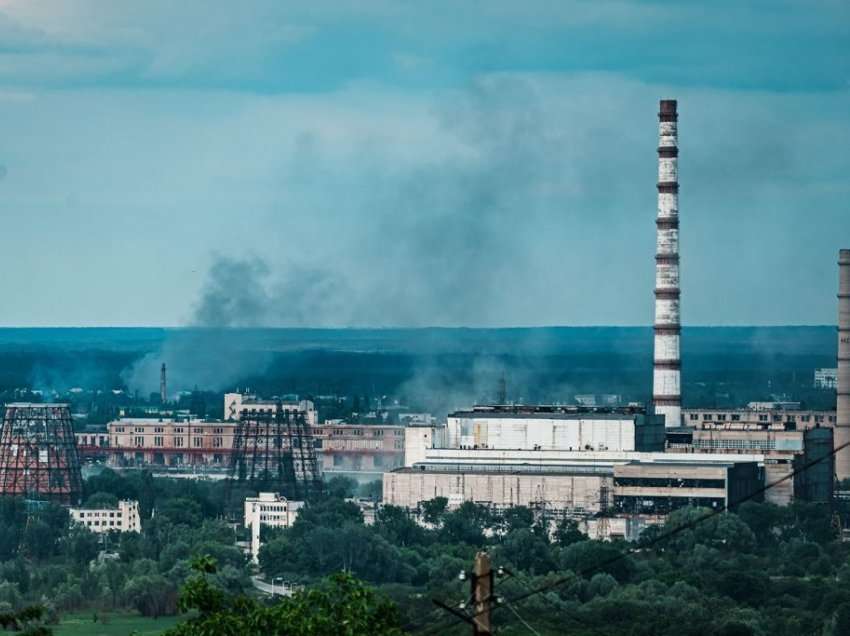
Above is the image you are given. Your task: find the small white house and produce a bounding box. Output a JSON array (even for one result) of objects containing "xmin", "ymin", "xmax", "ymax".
[{"xmin": 244, "ymin": 493, "xmax": 304, "ymax": 563}]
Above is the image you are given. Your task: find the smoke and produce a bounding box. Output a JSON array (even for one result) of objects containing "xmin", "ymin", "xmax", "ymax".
[
  {"xmin": 120, "ymin": 75, "xmax": 648, "ymax": 396},
  {"xmin": 190, "ymin": 256, "xmax": 344, "ymax": 328}
]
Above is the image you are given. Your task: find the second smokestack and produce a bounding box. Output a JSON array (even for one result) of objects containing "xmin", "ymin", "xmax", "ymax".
[{"xmin": 836, "ymin": 249, "xmax": 850, "ymax": 480}]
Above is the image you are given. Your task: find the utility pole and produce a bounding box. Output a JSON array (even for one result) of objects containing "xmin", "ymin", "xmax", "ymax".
[
  {"xmin": 435, "ymin": 551, "xmax": 506, "ymax": 635},
  {"xmin": 472, "ymin": 551, "xmax": 493, "ymax": 635}
]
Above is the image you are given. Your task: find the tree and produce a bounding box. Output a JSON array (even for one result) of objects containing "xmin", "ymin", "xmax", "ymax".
[
  {"xmin": 439, "ymin": 502, "xmax": 491, "ymax": 546},
  {"xmin": 62, "ymin": 526, "xmax": 101, "ymax": 570},
  {"xmin": 496, "ymin": 528, "xmax": 555, "ymax": 576},
  {"xmin": 167, "ymin": 558, "xmax": 404, "ymax": 636},
  {"xmin": 559, "ymin": 540, "xmax": 635, "ymax": 583},
  {"xmin": 123, "ymin": 574, "xmax": 178, "ymax": 618},
  {"xmin": 83, "ymin": 492, "xmax": 119, "ymax": 509},
  {"xmin": 326, "ymin": 476, "xmax": 357, "ymax": 499},
  {"xmin": 501, "ymin": 506, "xmax": 534, "ymax": 534},
  {"xmin": 421, "ymin": 497, "xmax": 448, "ymax": 526},
  {"xmin": 554, "ymin": 518, "xmax": 585, "ymax": 547},
  {"xmin": 374, "ymin": 505, "xmax": 427, "ymax": 547}
]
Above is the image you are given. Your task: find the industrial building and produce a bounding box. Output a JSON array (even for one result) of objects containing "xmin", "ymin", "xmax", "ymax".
[
  {"xmin": 680, "ymin": 407, "xmax": 836, "ymax": 429},
  {"xmin": 384, "ymin": 447, "xmax": 764, "ymax": 514},
  {"xmin": 613, "ymin": 461, "xmax": 761, "ymax": 515},
  {"xmin": 69, "ymin": 499, "xmax": 141, "ymax": 534},
  {"xmin": 667, "ymin": 417, "xmax": 835, "ymax": 505},
  {"xmin": 815, "ymin": 368, "xmax": 838, "ymax": 390},
  {"xmin": 313, "ymin": 422, "xmax": 405, "ymax": 477},
  {"xmin": 445, "ymin": 405, "xmax": 664, "ymax": 452}
]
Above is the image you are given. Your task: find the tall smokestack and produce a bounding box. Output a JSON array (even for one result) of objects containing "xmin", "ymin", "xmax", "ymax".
[
  {"xmin": 836, "ymin": 249, "xmax": 850, "ymax": 480},
  {"xmin": 653, "ymin": 99, "xmax": 681, "ymax": 428},
  {"xmin": 160, "ymin": 362, "xmax": 167, "ymax": 405}
]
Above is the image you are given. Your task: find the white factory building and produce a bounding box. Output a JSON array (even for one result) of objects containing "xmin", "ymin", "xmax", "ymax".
[
  {"xmin": 384, "ymin": 405, "xmax": 765, "ymax": 514},
  {"xmin": 445, "ymin": 405, "xmax": 664, "ymax": 452}
]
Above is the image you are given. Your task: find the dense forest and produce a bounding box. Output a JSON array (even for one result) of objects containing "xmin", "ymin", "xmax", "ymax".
[{"xmin": 0, "ymin": 326, "xmax": 838, "ymax": 415}]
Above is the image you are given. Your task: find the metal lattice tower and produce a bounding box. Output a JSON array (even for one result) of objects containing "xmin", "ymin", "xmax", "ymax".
[
  {"xmin": 0, "ymin": 403, "xmax": 83, "ymax": 505},
  {"xmin": 229, "ymin": 401, "xmax": 322, "ymax": 500}
]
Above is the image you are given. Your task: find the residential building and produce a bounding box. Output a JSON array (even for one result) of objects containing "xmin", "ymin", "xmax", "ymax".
[
  {"xmin": 244, "ymin": 493, "xmax": 304, "ymax": 562},
  {"xmin": 69, "ymin": 499, "xmax": 141, "ymax": 534},
  {"xmin": 107, "ymin": 417, "xmax": 236, "ymax": 468},
  {"xmin": 224, "ymin": 393, "xmax": 317, "ymax": 426}
]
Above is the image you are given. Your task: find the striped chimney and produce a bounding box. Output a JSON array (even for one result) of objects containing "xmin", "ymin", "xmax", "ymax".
[
  {"xmin": 653, "ymin": 99, "xmax": 681, "ymax": 428},
  {"xmin": 836, "ymin": 249, "xmax": 850, "ymax": 480}
]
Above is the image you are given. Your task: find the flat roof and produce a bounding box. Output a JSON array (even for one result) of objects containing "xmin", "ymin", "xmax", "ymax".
[
  {"xmin": 393, "ymin": 463, "xmax": 612, "ymax": 477},
  {"xmin": 5, "ymin": 402, "xmax": 70, "ymax": 408},
  {"xmin": 450, "ymin": 405, "xmax": 652, "ymax": 420}
]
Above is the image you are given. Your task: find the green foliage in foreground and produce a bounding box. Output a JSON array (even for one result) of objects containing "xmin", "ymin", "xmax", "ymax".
[{"xmin": 165, "ymin": 557, "xmax": 403, "ymax": 636}]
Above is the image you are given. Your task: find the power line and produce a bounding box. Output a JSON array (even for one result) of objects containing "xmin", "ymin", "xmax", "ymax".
[
  {"xmin": 419, "ymin": 437, "xmax": 844, "ymax": 635},
  {"xmin": 503, "ymin": 600, "xmax": 542, "ymax": 636}
]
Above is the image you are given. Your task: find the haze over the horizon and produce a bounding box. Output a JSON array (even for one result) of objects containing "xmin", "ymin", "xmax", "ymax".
[{"xmin": 1, "ymin": 1, "xmax": 847, "ymax": 328}]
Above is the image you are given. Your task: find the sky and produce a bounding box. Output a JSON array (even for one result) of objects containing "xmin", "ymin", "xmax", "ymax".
[{"xmin": 0, "ymin": 0, "xmax": 848, "ymax": 327}]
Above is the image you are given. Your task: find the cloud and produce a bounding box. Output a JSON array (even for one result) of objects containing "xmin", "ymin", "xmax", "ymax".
[{"xmin": 0, "ymin": 1, "xmax": 846, "ymax": 91}]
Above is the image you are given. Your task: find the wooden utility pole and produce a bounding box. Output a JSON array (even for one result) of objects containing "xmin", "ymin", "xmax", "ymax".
[{"xmin": 472, "ymin": 551, "xmax": 493, "ymax": 635}]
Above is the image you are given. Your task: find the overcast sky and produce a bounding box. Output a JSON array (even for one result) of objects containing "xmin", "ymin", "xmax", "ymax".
[{"xmin": 0, "ymin": 0, "xmax": 848, "ymax": 327}]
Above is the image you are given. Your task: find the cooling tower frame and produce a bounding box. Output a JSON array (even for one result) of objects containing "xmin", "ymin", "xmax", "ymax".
[
  {"xmin": 229, "ymin": 402, "xmax": 322, "ymax": 501},
  {"xmin": 0, "ymin": 403, "xmax": 83, "ymax": 505}
]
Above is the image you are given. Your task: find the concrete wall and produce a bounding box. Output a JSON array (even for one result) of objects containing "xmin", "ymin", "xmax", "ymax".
[{"xmin": 383, "ymin": 470, "xmax": 609, "ymax": 512}]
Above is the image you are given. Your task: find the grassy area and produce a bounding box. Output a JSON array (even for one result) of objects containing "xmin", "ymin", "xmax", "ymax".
[{"xmin": 54, "ymin": 612, "xmax": 183, "ymax": 636}]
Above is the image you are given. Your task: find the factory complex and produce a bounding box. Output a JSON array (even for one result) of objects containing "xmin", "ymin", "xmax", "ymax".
[
  {"xmin": 383, "ymin": 100, "xmax": 846, "ymax": 536},
  {"xmin": 0, "ymin": 100, "xmax": 845, "ymax": 544}
]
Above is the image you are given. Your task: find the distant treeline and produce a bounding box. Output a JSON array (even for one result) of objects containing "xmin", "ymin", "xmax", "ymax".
[{"xmin": 0, "ymin": 327, "xmax": 837, "ymax": 413}]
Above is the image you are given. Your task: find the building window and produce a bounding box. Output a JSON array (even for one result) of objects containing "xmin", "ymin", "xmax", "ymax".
[
  {"xmin": 174, "ymin": 437, "xmax": 184, "ymax": 447},
  {"xmin": 689, "ymin": 414, "xmax": 699, "ymax": 421},
  {"xmin": 193, "ymin": 437, "xmax": 203, "ymax": 447},
  {"xmin": 731, "ymin": 414, "xmax": 741, "ymax": 421},
  {"xmin": 154, "ymin": 436, "xmax": 163, "ymax": 447},
  {"xmin": 154, "ymin": 427, "xmax": 164, "ymax": 433},
  {"xmin": 135, "ymin": 427, "xmax": 145, "ymax": 433},
  {"xmin": 134, "ymin": 436, "xmax": 144, "ymax": 447},
  {"xmin": 213, "ymin": 437, "xmax": 223, "ymax": 448}
]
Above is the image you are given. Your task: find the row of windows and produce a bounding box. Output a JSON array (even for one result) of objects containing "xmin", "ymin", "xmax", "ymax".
[
  {"xmin": 615, "ymin": 477, "xmax": 726, "ymax": 489},
  {"xmin": 691, "ymin": 412, "xmax": 835, "ymax": 424},
  {"xmin": 126, "ymin": 436, "xmax": 223, "ymax": 448},
  {"xmin": 694, "ymin": 439, "xmax": 775, "ymax": 450}
]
